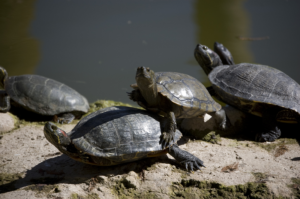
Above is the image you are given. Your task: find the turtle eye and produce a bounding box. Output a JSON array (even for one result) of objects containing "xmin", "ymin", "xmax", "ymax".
[{"xmin": 202, "ymin": 46, "xmax": 208, "ymax": 50}]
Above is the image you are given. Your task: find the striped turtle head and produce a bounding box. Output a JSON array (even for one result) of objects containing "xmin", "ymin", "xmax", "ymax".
[
  {"xmin": 194, "ymin": 44, "xmax": 223, "ymax": 75},
  {"xmin": 44, "ymin": 122, "xmax": 71, "ymax": 151},
  {"xmin": 214, "ymin": 42, "xmax": 235, "ymax": 65}
]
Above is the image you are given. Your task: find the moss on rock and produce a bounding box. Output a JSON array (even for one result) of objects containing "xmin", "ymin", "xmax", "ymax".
[
  {"xmin": 24, "ymin": 184, "xmax": 60, "ymax": 197},
  {"xmin": 0, "ymin": 172, "xmax": 23, "ymax": 193},
  {"xmin": 202, "ymin": 131, "xmax": 221, "ymax": 144},
  {"xmin": 171, "ymin": 179, "xmax": 288, "ymax": 199},
  {"xmin": 288, "ymin": 178, "xmax": 300, "ymax": 198},
  {"xmin": 254, "ymin": 138, "xmax": 298, "ymax": 153},
  {"xmin": 112, "ymin": 178, "xmax": 157, "ymax": 199},
  {"xmin": 70, "ymin": 192, "xmax": 100, "ymax": 199},
  {"xmin": 83, "ymin": 100, "xmax": 137, "ymax": 118}
]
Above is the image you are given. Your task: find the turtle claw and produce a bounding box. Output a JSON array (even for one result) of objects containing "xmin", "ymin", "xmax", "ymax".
[
  {"xmin": 127, "ymin": 90, "xmax": 143, "ymax": 102},
  {"xmin": 181, "ymin": 159, "xmax": 204, "ymax": 172},
  {"xmin": 160, "ymin": 131, "xmax": 176, "ymax": 149}
]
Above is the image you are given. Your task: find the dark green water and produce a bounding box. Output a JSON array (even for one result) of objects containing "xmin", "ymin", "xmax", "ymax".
[{"xmin": 1, "ymin": 0, "xmax": 299, "ymax": 105}]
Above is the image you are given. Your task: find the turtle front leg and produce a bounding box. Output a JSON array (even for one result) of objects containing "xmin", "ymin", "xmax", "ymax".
[
  {"xmin": 0, "ymin": 92, "xmax": 11, "ymax": 113},
  {"xmin": 161, "ymin": 111, "xmax": 177, "ymax": 148},
  {"xmin": 54, "ymin": 113, "xmax": 76, "ymax": 124},
  {"xmin": 214, "ymin": 108, "xmax": 231, "ymax": 130},
  {"xmin": 127, "ymin": 90, "xmax": 148, "ymax": 110},
  {"xmin": 255, "ymin": 109, "xmax": 281, "ymax": 142},
  {"xmin": 168, "ymin": 144, "xmax": 205, "ymax": 171}
]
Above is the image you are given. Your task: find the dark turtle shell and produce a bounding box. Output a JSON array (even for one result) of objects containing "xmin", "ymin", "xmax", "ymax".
[
  {"xmin": 154, "ymin": 72, "xmax": 221, "ymax": 118},
  {"xmin": 5, "ymin": 75, "xmax": 89, "ymax": 115},
  {"xmin": 67, "ymin": 106, "xmax": 182, "ymax": 166},
  {"xmin": 209, "ymin": 63, "xmax": 300, "ymax": 122}
]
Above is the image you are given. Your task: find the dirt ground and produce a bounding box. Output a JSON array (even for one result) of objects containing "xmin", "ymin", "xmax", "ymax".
[{"xmin": 0, "ymin": 102, "xmax": 300, "ymax": 199}]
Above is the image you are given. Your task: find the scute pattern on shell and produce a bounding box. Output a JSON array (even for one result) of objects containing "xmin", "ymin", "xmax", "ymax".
[
  {"xmin": 5, "ymin": 75, "xmax": 89, "ymax": 115},
  {"xmin": 155, "ymin": 72, "xmax": 221, "ymax": 117},
  {"xmin": 209, "ymin": 63, "xmax": 300, "ymax": 114},
  {"xmin": 69, "ymin": 106, "xmax": 182, "ymax": 163}
]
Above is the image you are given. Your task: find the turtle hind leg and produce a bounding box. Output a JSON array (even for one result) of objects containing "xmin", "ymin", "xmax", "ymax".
[
  {"xmin": 54, "ymin": 113, "xmax": 76, "ymax": 124},
  {"xmin": 168, "ymin": 144, "xmax": 205, "ymax": 171},
  {"xmin": 160, "ymin": 111, "xmax": 177, "ymax": 148},
  {"xmin": 256, "ymin": 109, "xmax": 281, "ymax": 142},
  {"xmin": 0, "ymin": 92, "xmax": 11, "ymax": 112}
]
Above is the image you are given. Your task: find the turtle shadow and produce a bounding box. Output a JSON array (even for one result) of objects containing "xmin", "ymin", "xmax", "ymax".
[
  {"xmin": 9, "ymin": 105, "xmax": 54, "ymax": 122},
  {"xmin": 0, "ymin": 138, "xmax": 189, "ymax": 194}
]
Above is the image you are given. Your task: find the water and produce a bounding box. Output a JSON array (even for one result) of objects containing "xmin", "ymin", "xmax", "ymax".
[{"xmin": 1, "ymin": 0, "xmax": 300, "ymax": 106}]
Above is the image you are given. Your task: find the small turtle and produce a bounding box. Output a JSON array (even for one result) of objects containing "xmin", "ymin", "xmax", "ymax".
[
  {"xmin": 195, "ymin": 43, "xmax": 300, "ymax": 142},
  {"xmin": 128, "ymin": 66, "xmax": 230, "ymax": 147},
  {"xmin": 0, "ymin": 66, "xmax": 89, "ymax": 123},
  {"xmin": 44, "ymin": 106, "xmax": 205, "ymax": 171}
]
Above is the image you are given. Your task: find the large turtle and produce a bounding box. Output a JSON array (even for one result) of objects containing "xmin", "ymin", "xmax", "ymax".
[
  {"xmin": 44, "ymin": 106, "xmax": 205, "ymax": 171},
  {"xmin": 0, "ymin": 66, "xmax": 89, "ymax": 123},
  {"xmin": 128, "ymin": 66, "xmax": 230, "ymax": 147},
  {"xmin": 194, "ymin": 43, "xmax": 300, "ymax": 142}
]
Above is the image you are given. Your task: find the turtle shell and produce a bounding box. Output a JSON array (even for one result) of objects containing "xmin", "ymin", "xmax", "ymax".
[
  {"xmin": 68, "ymin": 106, "xmax": 182, "ymax": 166},
  {"xmin": 5, "ymin": 75, "xmax": 89, "ymax": 115},
  {"xmin": 209, "ymin": 63, "xmax": 300, "ymax": 121},
  {"xmin": 154, "ymin": 72, "xmax": 222, "ymax": 118}
]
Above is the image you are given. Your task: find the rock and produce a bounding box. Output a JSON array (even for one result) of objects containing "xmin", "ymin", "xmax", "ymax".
[
  {"xmin": 179, "ymin": 105, "xmax": 247, "ymax": 139},
  {"xmin": 97, "ymin": 175, "xmax": 108, "ymax": 184},
  {"xmin": 0, "ymin": 113, "xmax": 16, "ymax": 133},
  {"xmin": 123, "ymin": 172, "xmax": 140, "ymax": 189}
]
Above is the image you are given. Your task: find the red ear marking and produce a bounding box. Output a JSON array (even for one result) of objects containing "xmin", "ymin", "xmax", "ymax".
[{"xmin": 60, "ymin": 129, "xmax": 67, "ymax": 137}]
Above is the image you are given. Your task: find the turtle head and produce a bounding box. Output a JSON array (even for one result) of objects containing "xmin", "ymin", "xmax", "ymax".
[
  {"xmin": 135, "ymin": 66, "xmax": 158, "ymax": 105},
  {"xmin": 0, "ymin": 66, "xmax": 8, "ymax": 89},
  {"xmin": 135, "ymin": 66, "xmax": 156, "ymax": 90},
  {"xmin": 194, "ymin": 44, "xmax": 223, "ymax": 75},
  {"xmin": 44, "ymin": 122, "xmax": 71, "ymax": 150},
  {"xmin": 214, "ymin": 42, "xmax": 235, "ymax": 65}
]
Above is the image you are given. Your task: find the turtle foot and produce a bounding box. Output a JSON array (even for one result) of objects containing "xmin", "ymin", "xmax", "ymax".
[
  {"xmin": 54, "ymin": 113, "xmax": 75, "ymax": 124},
  {"xmin": 169, "ymin": 145, "xmax": 205, "ymax": 172},
  {"xmin": 181, "ymin": 158, "xmax": 205, "ymax": 172},
  {"xmin": 255, "ymin": 127, "xmax": 281, "ymax": 142},
  {"xmin": 127, "ymin": 90, "xmax": 141, "ymax": 102}
]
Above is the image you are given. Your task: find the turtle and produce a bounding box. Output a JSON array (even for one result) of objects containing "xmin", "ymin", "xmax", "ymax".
[
  {"xmin": 213, "ymin": 42, "xmax": 235, "ymax": 65},
  {"xmin": 0, "ymin": 66, "xmax": 89, "ymax": 123},
  {"xmin": 194, "ymin": 43, "xmax": 300, "ymax": 142},
  {"xmin": 43, "ymin": 106, "xmax": 205, "ymax": 171},
  {"xmin": 128, "ymin": 66, "xmax": 230, "ymax": 147}
]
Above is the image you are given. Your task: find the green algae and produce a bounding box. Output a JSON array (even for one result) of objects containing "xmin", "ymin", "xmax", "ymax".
[
  {"xmin": 202, "ymin": 131, "xmax": 221, "ymax": 144},
  {"xmin": 112, "ymin": 180, "xmax": 157, "ymax": 199},
  {"xmin": 252, "ymin": 172, "xmax": 270, "ymax": 183},
  {"xmin": 254, "ymin": 138, "xmax": 298, "ymax": 153},
  {"xmin": 0, "ymin": 172, "xmax": 23, "ymax": 193},
  {"xmin": 70, "ymin": 193, "xmax": 100, "ymax": 199},
  {"xmin": 83, "ymin": 99, "xmax": 137, "ymax": 118},
  {"xmin": 24, "ymin": 184, "xmax": 60, "ymax": 197},
  {"xmin": 171, "ymin": 179, "xmax": 288, "ymax": 199},
  {"xmin": 288, "ymin": 178, "xmax": 300, "ymax": 198},
  {"xmin": 172, "ymin": 168, "xmax": 190, "ymax": 179}
]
